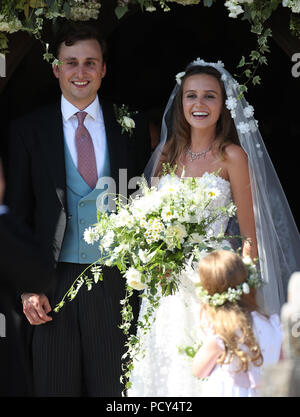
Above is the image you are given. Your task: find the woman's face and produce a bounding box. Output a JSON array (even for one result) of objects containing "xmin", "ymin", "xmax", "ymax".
[{"xmin": 182, "ymin": 73, "xmax": 223, "ymax": 133}]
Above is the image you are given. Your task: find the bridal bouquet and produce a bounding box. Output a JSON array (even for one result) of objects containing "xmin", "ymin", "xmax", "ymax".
[
  {"xmin": 55, "ymin": 168, "xmax": 236, "ymax": 311},
  {"xmin": 89, "ymin": 175, "xmax": 235, "ymax": 288},
  {"xmin": 54, "ymin": 166, "xmax": 237, "ymax": 388}
]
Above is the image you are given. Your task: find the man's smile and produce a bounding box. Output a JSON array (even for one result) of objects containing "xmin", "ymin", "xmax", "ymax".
[{"xmin": 72, "ymin": 81, "xmax": 90, "ymax": 88}]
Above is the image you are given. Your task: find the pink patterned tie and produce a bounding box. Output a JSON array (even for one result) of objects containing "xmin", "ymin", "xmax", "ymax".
[{"xmin": 75, "ymin": 111, "xmax": 98, "ymax": 189}]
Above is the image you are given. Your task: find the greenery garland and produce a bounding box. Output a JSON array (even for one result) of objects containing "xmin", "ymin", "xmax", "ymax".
[{"xmin": 1, "ymin": 1, "xmax": 300, "ymax": 88}]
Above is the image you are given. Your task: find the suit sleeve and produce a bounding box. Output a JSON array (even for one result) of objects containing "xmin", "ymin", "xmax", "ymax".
[{"xmin": 6, "ymin": 120, "xmax": 35, "ymax": 228}]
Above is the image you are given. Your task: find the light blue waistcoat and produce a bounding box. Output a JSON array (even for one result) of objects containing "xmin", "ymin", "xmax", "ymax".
[{"xmin": 59, "ymin": 142, "xmax": 111, "ymax": 264}]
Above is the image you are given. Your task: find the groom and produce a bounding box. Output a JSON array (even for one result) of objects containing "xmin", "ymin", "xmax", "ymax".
[{"xmin": 7, "ymin": 22, "xmax": 151, "ymax": 396}]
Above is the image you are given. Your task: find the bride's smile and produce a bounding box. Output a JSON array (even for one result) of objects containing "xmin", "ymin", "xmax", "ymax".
[{"xmin": 182, "ymin": 73, "xmax": 223, "ymax": 134}]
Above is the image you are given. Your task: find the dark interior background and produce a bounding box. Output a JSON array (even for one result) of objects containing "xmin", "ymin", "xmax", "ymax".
[{"xmin": 0, "ymin": 2, "xmax": 299, "ymax": 227}]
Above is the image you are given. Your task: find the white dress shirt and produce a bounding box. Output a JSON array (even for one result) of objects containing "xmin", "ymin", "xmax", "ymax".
[{"xmin": 61, "ymin": 95, "xmax": 108, "ymax": 177}]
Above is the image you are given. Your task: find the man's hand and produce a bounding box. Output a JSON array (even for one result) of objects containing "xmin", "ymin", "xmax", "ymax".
[
  {"xmin": 0, "ymin": 159, "xmax": 5, "ymax": 205},
  {"xmin": 21, "ymin": 293, "xmax": 53, "ymax": 325}
]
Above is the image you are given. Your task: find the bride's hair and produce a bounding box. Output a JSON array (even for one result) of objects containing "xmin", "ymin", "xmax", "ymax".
[
  {"xmin": 156, "ymin": 65, "xmax": 239, "ymax": 176},
  {"xmin": 198, "ymin": 250, "xmax": 264, "ymax": 373}
]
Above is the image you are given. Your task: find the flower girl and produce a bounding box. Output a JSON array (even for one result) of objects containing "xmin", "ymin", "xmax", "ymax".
[{"xmin": 193, "ymin": 250, "xmax": 282, "ymax": 397}]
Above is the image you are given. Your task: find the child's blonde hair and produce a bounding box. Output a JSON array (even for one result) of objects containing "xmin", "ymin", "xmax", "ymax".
[{"xmin": 198, "ymin": 250, "xmax": 264, "ymax": 372}]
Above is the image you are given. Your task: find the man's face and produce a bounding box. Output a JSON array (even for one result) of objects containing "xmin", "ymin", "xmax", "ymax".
[{"xmin": 53, "ymin": 38, "xmax": 106, "ymax": 110}]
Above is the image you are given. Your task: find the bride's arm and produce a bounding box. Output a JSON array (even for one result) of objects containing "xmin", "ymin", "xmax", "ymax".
[{"xmin": 225, "ymin": 144, "xmax": 258, "ymax": 260}]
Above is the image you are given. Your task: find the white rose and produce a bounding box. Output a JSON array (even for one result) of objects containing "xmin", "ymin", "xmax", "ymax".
[
  {"xmin": 165, "ymin": 222, "xmax": 188, "ymax": 243},
  {"xmin": 242, "ymin": 283, "xmax": 250, "ymax": 294},
  {"xmin": 124, "ymin": 267, "xmax": 146, "ymax": 290},
  {"xmin": 175, "ymin": 71, "xmax": 186, "ymax": 85},
  {"xmin": 123, "ymin": 116, "xmax": 135, "ymax": 129},
  {"xmin": 242, "ymin": 255, "xmax": 252, "ymax": 266}
]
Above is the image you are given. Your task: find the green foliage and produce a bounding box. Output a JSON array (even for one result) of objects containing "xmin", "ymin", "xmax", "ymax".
[
  {"xmin": 290, "ymin": 13, "xmax": 300, "ymax": 37},
  {"xmin": 1, "ymin": 1, "xmax": 300, "ymax": 92}
]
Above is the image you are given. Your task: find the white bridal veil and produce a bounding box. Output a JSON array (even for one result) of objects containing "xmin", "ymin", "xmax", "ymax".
[{"xmin": 144, "ymin": 58, "xmax": 300, "ymax": 315}]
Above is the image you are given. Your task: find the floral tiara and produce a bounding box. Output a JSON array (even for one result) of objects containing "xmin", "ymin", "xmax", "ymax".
[
  {"xmin": 195, "ymin": 256, "xmax": 263, "ymax": 307},
  {"xmin": 175, "ymin": 58, "xmax": 225, "ymax": 85}
]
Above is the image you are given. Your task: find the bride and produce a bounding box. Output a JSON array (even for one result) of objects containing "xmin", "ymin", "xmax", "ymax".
[{"xmin": 127, "ymin": 59, "xmax": 300, "ymax": 397}]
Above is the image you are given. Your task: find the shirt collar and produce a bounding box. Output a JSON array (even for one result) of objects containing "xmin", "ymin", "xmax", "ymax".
[{"xmin": 61, "ymin": 95, "xmax": 101, "ymax": 122}]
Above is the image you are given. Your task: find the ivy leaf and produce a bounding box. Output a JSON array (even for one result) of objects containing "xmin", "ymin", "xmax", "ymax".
[
  {"xmin": 259, "ymin": 56, "xmax": 267, "ymax": 65},
  {"xmin": 29, "ymin": 0, "xmax": 45, "ymax": 7},
  {"xmin": 63, "ymin": 2, "xmax": 71, "ymax": 19},
  {"xmin": 46, "ymin": 0, "xmax": 55, "ymax": 7},
  {"xmin": 250, "ymin": 10, "xmax": 257, "ymax": 20},
  {"xmin": 115, "ymin": 5, "xmax": 129, "ymax": 19},
  {"xmin": 264, "ymin": 28, "xmax": 272, "ymax": 38},
  {"xmin": 245, "ymin": 69, "xmax": 251, "ymax": 78},
  {"xmin": 239, "ymin": 84, "xmax": 248, "ymax": 94},
  {"xmin": 24, "ymin": 3, "xmax": 30, "ymax": 19},
  {"xmin": 252, "ymin": 76, "xmax": 261, "ymax": 85},
  {"xmin": 35, "ymin": 7, "xmax": 44, "ymax": 16},
  {"xmin": 250, "ymin": 50, "xmax": 260, "ymax": 61},
  {"xmin": 203, "ymin": 0, "xmax": 214, "ymax": 7},
  {"xmin": 237, "ymin": 56, "xmax": 245, "ymax": 68},
  {"xmin": 251, "ymin": 23, "xmax": 262, "ymax": 35},
  {"xmin": 0, "ymin": 33, "xmax": 9, "ymax": 51}
]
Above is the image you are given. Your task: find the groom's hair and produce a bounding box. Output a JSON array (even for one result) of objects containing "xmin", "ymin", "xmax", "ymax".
[{"xmin": 51, "ymin": 21, "xmax": 107, "ymax": 62}]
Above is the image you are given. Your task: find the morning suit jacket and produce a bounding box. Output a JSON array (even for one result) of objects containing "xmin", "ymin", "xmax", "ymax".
[{"xmin": 7, "ymin": 97, "xmax": 151, "ymax": 268}]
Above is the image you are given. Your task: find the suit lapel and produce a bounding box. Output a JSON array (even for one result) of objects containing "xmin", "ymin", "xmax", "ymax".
[
  {"xmin": 38, "ymin": 102, "xmax": 67, "ymax": 210},
  {"xmin": 100, "ymin": 98, "xmax": 128, "ymax": 189}
]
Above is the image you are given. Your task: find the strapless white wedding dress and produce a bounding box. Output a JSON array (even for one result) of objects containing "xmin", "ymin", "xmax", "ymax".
[{"xmin": 127, "ymin": 173, "xmax": 232, "ymax": 397}]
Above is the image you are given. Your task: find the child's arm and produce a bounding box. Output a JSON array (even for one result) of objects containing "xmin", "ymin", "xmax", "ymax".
[{"xmin": 192, "ymin": 335, "xmax": 224, "ymax": 379}]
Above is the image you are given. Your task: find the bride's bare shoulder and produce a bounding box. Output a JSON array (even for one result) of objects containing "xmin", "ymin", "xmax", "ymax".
[{"xmin": 223, "ymin": 143, "xmax": 248, "ymax": 167}]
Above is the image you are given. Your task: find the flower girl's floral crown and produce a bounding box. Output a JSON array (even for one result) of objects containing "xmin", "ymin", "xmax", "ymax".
[{"xmin": 195, "ymin": 256, "xmax": 263, "ymax": 307}]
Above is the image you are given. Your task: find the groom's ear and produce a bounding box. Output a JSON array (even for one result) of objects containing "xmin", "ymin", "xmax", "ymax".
[
  {"xmin": 101, "ymin": 62, "xmax": 107, "ymax": 79},
  {"xmin": 52, "ymin": 63, "xmax": 60, "ymax": 79}
]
